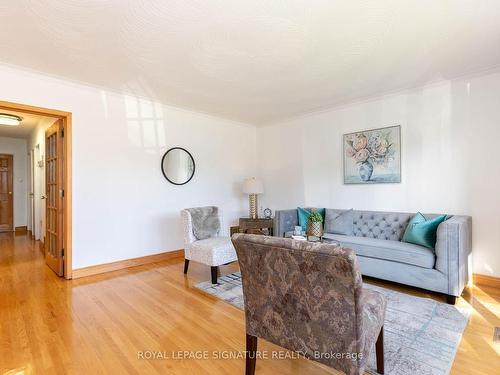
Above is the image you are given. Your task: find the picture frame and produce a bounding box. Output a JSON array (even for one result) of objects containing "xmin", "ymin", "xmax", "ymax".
[{"xmin": 343, "ymin": 125, "xmax": 401, "ymax": 184}]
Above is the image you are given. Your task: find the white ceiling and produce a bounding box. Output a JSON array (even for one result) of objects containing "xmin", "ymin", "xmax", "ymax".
[
  {"xmin": 1, "ymin": 1, "xmax": 500, "ymax": 125},
  {"xmin": 0, "ymin": 110, "xmax": 57, "ymax": 139}
]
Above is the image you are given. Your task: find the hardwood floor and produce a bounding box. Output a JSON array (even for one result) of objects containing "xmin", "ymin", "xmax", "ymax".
[{"xmin": 1, "ymin": 232, "xmax": 499, "ymax": 374}]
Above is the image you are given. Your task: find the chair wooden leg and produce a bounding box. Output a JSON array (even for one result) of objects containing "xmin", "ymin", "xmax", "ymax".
[
  {"xmin": 246, "ymin": 334, "xmax": 257, "ymax": 375},
  {"xmin": 376, "ymin": 326, "xmax": 384, "ymax": 374},
  {"xmin": 211, "ymin": 266, "xmax": 218, "ymax": 284},
  {"xmin": 183, "ymin": 259, "xmax": 190, "ymax": 274}
]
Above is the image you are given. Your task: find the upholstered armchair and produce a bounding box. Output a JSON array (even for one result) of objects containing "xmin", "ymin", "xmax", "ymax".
[
  {"xmin": 232, "ymin": 234, "xmax": 387, "ymax": 375},
  {"xmin": 181, "ymin": 206, "xmax": 237, "ymax": 284}
]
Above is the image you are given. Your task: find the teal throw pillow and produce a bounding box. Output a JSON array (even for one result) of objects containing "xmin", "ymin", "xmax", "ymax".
[
  {"xmin": 402, "ymin": 212, "xmax": 448, "ymax": 249},
  {"xmin": 297, "ymin": 207, "xmax": 325, "ymax": 231}
]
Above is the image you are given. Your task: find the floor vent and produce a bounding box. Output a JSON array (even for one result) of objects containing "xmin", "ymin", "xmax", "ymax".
[{"xmin": 494, "ymin": 327, "xmax": 500, "ymax": 343}]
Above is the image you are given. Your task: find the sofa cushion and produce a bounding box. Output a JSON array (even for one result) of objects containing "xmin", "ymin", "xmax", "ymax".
[
  {"xmin": 352, "ymin": 211, "xmax": 413, "ymax": 241},
  {"xmin": 324, "ymin": 209, "xmax": 354, "ymax": 235},
  {"xmin": 187, "ymin": 237, "xmax": 237, "ymax": 266},
  {"xmin": 402, "ymin": 212, "xmax": 448, "ymax": 249},
  {"xmin": 323, "ymin": 233, "xmax": 435, "ymax": 269},
  {"xmin": 186, "ymin": 206, "xmax": 221, "ymax": 240}
]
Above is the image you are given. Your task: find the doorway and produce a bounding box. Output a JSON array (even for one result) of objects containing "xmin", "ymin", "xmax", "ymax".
[
  {"xmin": 0, "ymin": 154, "xmax": 13, "ymax": 232},
  {"xmin": 0, "ymin": 100, "xmax": 72, "ymax": 279}
]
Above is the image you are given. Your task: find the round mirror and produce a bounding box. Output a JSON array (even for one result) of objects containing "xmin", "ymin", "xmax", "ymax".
[{"xmin": 161, "ymin": 147, "xmax": 195, "ymax": 185}]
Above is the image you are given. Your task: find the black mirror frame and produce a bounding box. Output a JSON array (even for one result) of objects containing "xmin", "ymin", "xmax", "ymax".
[{"xmin": 161, "ymin": 147, "xmax": 196, "ymax": 185}]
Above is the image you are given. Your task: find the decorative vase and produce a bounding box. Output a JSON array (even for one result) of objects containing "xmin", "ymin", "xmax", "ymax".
[
  {"xmin": 307, "ymin": 221, "xmax": 323, "ymax": 238},
  {"xmin": 359, "ymin": 161, "xmax": 373, "ymax": 182}
]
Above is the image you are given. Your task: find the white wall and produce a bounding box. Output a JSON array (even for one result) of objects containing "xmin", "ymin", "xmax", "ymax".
[
  {"xmin": 0, "ymin": 137, "xmax": 28, "ymax": 228},
  {"xmin": 0, "ymin": 64, "xmax": 256, "ymax": 269},
  {"xmin": 3, "ymin": 61, "xmax": 500, "ymax": 278},
  {"xmin": 449, "ymin": 72, "xmax": 500, "ymax": 278},
  {"xmin": 257, "ymin": 71, "xmax": 500, "ymax": 277}
]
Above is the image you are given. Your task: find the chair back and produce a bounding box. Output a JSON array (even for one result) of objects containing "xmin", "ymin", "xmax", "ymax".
[
  {"xmin": 181, "ymin": 206, "xmax": 225, "ymax": 253},
  {"xmin": 180, "ymin": 209, "xmax": 198, "ymax": 250},
  {"xmin": 232, "ymin": 233, "xmax": 366, "ymax": 374}
]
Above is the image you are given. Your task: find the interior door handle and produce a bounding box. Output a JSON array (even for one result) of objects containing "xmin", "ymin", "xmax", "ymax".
[
  {"xmin": 8, "ymin": 191, "xmax": 12, "ymax": 195},
  {"xmin": 41, "ymin": 195, "xmax": 47, "ymax": 199}
]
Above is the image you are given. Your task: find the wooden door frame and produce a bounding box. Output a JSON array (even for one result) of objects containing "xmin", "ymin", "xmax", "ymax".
[{"xmin": 0, "ymin": 100, "xmax": 72, "ymax": 279}]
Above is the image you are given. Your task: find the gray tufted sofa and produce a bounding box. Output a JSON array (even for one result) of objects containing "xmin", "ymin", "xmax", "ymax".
[{"xmin": 274, "ymin": 208, "xmax": 472, "ymax": 304}]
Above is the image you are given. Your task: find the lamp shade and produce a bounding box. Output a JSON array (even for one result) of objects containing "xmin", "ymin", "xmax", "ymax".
[{"xmin": 242, "ymin": 177, "xmax": 264, "ymax": 194}]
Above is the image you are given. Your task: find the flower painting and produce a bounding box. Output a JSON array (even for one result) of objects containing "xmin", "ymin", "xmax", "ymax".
[{"xmin": 343, "ymin": 125, "xmax": 401, "ymax": 184}]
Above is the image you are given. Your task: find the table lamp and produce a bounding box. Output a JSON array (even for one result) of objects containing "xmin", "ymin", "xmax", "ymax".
[{"xmin": 242, "ymin": 177, "xmax": 264, "ymax": 219}]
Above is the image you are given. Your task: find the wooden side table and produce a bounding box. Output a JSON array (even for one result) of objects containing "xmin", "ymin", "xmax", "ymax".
[{"xmin": 238, "ymin": 218, "xmax": 274, "ymax": 236}]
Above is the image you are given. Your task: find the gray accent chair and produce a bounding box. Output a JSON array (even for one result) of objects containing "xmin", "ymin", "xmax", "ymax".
[
  {"xmin": 274, "ymin": 208, "xmax": 472, "ymax": 304},
  {"xmin": 232, "ymin": 233, "xmax": 386, "ymax": 375},
  {"xmin": 181, "ymin": 207, "xmax": 237, "ymax": 284}
]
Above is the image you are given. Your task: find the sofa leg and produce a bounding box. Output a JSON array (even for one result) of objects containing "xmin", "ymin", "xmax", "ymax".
[
  {"xmin": 376, "ymin": 326, "xmax": 384, "ymax": 374},
  {"xmin": 211, "ymin": 266, "xmax": 218, "ymax": 284},
  {"xmin": 446, "ymin": 295, "xmax": 457, "ymax": 305},
  {"xmin": 246, "ymin": 334, "xmax": 257, "ymax": 375},
  {"xmin": 183, "ymin": 259, "xmax": 190, "ymax": 274}
]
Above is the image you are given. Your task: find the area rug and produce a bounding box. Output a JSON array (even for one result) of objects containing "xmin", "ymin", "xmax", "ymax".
[{"xmin": 195, "ymin": 272, "xmax": 470, "ymax": 375}]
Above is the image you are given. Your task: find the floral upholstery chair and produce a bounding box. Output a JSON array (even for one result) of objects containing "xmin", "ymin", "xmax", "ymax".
[
  {"xmin": 232, "ymin": 233, "xmax": 386, "ymax": 375},
  {"xmin": 181, "ymin": 207, "xmax": 237, "ymax": 284}
]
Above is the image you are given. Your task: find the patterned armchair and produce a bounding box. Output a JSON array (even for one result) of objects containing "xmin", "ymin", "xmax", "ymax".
[
  {"xmin": 181, "ymin": 207, "xmax": 237, "ymax": 284},
  {"xmin": 232, "ymin": 234, "xmax": 386, "ymax": 375}
]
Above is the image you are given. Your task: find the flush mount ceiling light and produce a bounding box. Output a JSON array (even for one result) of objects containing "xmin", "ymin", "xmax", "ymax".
[{"xmin": 0, "ymin": 113, "xmax": 23, "ymax": 126}]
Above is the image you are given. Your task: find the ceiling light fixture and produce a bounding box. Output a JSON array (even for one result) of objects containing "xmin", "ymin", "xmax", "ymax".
[{"xmin": 0, "ymin": 113, "xmax": 23, "ymax": 126}]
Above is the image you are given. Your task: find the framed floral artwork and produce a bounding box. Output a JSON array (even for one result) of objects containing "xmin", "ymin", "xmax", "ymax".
[{"xmin": 343, "ymin": 125, "xmax": 401, "ymax": 184}]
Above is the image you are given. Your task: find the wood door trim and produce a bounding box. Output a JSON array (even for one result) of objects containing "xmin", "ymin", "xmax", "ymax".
[
  {"xmin": 0, "ymin": 100, "xmax": 72, "ymax": 279},
  {"xmin": 0, "ymin": 100, "xmax": 71, "ymax": 118},
  {"xmin": 72, "ymin": 250, "xmax": 184, "ymax": 279}
]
